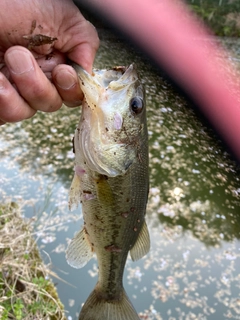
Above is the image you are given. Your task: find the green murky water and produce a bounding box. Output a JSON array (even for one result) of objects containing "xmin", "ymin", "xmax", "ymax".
[{"xmin": 1, "ymin": 31, "xmax": 240, "ymax": 319}]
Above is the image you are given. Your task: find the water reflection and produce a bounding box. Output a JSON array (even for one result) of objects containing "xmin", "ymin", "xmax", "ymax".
[
  {"xmin": 147, "ymin": 78, "xmax": 240, "ymax": 246},
  {"xmin": 1, "ymin": 32, "xmax": 240, "ymax": 319},
  {"xmin": 0, "ymin": 109, "xmax": 78, "ymax": 185}
]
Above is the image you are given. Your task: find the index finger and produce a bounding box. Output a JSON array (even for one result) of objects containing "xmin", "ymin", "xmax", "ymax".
[{"xmin": 56, "ymin": 18, "xmax": 99, "ymax": 73}]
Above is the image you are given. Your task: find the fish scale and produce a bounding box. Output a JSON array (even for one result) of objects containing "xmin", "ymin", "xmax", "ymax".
[{"xmin": 66, "ymin": 63, "xmax": 150, "ymax": 320}]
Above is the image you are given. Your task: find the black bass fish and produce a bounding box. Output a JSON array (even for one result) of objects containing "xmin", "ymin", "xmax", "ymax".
[{"xmin": 66, "ymin": 63, "xmax": 150, "ymax": 320}]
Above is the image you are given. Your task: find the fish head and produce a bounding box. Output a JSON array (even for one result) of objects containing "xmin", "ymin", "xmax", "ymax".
[{"xmin": 73, "ymin": 63, "xmax": 147, "ymax": 177}]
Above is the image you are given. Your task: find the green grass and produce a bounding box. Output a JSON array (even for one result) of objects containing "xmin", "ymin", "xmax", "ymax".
[{"xmin": 187, "ymin": 0, "xmax": 240, "ymax": 36}]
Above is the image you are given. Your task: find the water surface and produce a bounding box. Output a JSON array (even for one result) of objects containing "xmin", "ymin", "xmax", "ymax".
[{"xmin": 1, "ymin": 32, "xmax": 240, "ymax": 319}]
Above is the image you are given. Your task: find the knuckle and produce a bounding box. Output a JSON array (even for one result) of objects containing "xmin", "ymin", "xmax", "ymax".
[
  {"xmin": 0, "ymin": 102, "xmax": 34, "ymax": 123},
  {"xmin": 88, "ymin": 21, "xmax": 100, "ymax": 50},
  {"xmin": 23, "ymin": 82, "xmax": 62, "ymax": 112},
  {"xmin": 0, "ymin": 80, "xmax": 36, "ymax": 122},
  {"xmin": 29, "ymin": 82, "xmax": 47, "ymax": 100}
]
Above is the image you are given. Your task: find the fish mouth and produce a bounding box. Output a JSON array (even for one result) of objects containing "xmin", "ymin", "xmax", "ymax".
[
  {"xmin": 73, "ymin": 63, "xmax": 139, "ymax": 177},
  {"xmin": 72, "ymin": 63, "xmax": 138, "ymax": 96}
]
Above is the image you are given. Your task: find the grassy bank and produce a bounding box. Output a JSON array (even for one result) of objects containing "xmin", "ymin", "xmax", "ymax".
[
  {"xmin": 187, "ymin": 0, "xmax": 240, "ymax": 37},
  {"xmin": 0, "ymin": 202, "xmax": 66, "ymax": 320}
]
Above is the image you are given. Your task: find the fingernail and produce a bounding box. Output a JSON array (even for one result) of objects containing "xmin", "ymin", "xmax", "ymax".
[
  {"xmin": 5, "ymin": 50, "xmax": 34, "ymax": 75},
  {"xmin": 55, "ymin": 71, "xmax": 77, "ymax": 90}
]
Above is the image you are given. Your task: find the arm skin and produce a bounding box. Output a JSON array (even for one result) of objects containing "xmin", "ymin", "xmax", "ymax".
[{"xmin": 0, "ymin": 0, "xmax": 99, "ymax": 125}]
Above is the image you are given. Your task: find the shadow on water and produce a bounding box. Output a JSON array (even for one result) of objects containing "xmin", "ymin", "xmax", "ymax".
[{"xmin": 1, "ymin": 30, "xmax": 240, "ymax": 319}]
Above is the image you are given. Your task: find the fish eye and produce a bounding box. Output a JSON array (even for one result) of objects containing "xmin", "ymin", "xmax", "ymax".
[{"xmin": 129, "ymin": 97, "xmax": 144, "ymax": 115}]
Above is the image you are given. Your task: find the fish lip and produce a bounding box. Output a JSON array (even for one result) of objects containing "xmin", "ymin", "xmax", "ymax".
[{"xmin": 71, "ymin": 62, "xmax": 138, "ymax": 89}]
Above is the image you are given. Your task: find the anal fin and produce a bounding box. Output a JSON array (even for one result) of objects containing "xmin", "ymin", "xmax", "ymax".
[
  {"xmin": 130, "ymin": 220, "xmax": 150, "ymax": 261},
  {"xmin": 66, "ymin": 228, "xmax": 93, "ymax": 269}
]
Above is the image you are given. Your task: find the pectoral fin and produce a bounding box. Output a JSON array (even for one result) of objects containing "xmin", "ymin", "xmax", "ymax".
[
  {"xmin": 69, "ymin": 174, "xmax": 81, "ymax": 211},
  {"xmin": 95, "ymin": 175, "xmax": 114, "ymax": 207},
  {"xmin": 130, "ymin": 220, "xmax": 150, "ymax": 261},
  {"xmin": 66, "ymin": 228, "xmax": 93, "ymax": 269}
]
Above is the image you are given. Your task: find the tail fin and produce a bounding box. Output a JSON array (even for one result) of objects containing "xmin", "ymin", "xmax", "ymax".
[{"xmin": 79, "ymin": 288, "xmax": 139, "ymax": 320}]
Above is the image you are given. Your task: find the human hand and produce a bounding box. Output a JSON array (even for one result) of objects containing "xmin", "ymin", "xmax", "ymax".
[{"xmin": 0, "ymin": 0, "xmax": 99, "ymax": 125}]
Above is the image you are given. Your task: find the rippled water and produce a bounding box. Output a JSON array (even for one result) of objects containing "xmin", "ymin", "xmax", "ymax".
[{"xmin": 1, "ymin": 32, "xmax": 240, "ymax": 319}]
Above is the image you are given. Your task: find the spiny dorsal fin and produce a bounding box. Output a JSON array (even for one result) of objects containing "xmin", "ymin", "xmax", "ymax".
[
  {"xmin": 130, "ymin": 220, "xmax": 150, "ymax": 261},
  {"xmin": 66, "ymin": 228, "xmax": 93, "ymax": 269}
]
